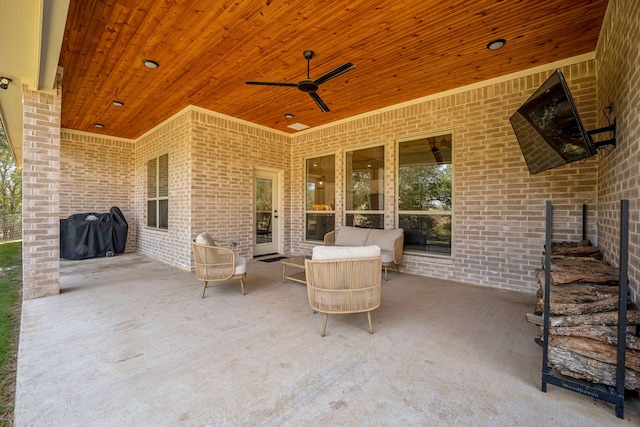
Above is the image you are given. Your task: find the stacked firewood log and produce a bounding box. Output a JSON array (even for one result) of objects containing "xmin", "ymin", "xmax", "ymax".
[{"xmin": 526, "ymin": 240, "xmax": 640, "ymax": 390}]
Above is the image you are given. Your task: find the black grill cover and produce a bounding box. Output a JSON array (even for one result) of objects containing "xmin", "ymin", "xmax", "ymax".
[
  {"xmin": 60, "ymin": 207, "xmax": 128, "ymax": 260},
  {"xmin": 110, "ymin": 206, "xmax": 128, "ymax": 254}
]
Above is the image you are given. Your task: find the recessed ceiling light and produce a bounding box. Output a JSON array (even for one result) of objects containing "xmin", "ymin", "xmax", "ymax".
[
  {"xmin": 94, "ymin": 123, "xmax": 104, "ymax": 128},
  {"xmin": 486, "ymin": 39, "xmax": 506, "ymax": 50},
  {"xmin": 142, "ymin": 59, "xmax": 159, "ymax": 69},
  {"xmin": 287, "ymin": 122, "xmax": 310, "ymax": 131},
  {"xmin": 112, "ymin": 100, "xmax": 124, "ymax": 107},
  {"xmin": 284, "ymin": 113, "xmax": 294, "ymax": 119}
]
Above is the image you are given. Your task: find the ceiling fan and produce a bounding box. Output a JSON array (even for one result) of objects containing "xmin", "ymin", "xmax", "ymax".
[{"xmin": 246, "ymin": 50, "xmax": 355, "ymax": 112}]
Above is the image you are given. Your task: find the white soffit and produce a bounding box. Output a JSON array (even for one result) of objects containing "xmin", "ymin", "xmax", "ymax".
[{"xmin": 0, "ymin": 0, "xmax": 70, "ymax": 168}]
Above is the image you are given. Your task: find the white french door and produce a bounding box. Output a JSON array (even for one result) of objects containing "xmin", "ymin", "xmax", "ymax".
[{"xmin": 253, "ymin": 168, "xmax": 280, "ymax": 256}]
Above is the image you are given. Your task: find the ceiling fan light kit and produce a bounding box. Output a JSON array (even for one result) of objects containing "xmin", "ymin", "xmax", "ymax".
[{"xmin": 246, "ymin": 50, "xmax": 355, "ymax": 113}]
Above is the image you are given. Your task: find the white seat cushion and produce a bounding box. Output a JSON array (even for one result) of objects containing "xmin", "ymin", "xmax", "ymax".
[
  {"xmin": 195, "ymin": 231, "xmax": 216, "ymax": 246},
  {"xmin": 312, "ymin": 245, "xmax": 381, "ymax": 260},
  {"xmin": 234, "ymin": 256, "xmax": 247, "ymax": 275}
]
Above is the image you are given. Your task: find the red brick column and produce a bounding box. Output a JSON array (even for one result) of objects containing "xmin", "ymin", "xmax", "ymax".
[{"xmin": 21, "ymin": 72, "xmax": 62, "ymax": 299}]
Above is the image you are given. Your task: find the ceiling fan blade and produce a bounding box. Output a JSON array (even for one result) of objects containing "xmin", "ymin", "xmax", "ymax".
[
  {"xmin": 245, "ymin": 81, "xmax": 298, "ymax": 87},
  {"xmin": 313, "ymin": 62, "xmax": 355, "ymax": 85},
  {"xmin": 309, "ymin": 92, "xmax": 330, "ymax": 112},
  {"xmin": 432, "ymin": 147, "xmax": 443, "ymax": 164}
]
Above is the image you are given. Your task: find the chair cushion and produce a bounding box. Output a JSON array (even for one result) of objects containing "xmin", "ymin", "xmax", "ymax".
[
  {"xmin": 234, "ymin": 256, "xmax": 247, "ymax": 275},
  {"xmin": 195, "ymin": 231, "xmax": 216, "ymax": 246},
  {"xmin": 312, "ymin": 245, "xmax": 381, "ymax": 260},
  {"xmin": 334, "ymin": 226, "xmax": 371, "ymax": 246},
  {"xmin": 365, "ymin": 228, "xmax": 404, "ymax": 252}
]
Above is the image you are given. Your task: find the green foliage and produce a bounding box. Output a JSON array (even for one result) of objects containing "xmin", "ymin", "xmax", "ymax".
[
  {"xmin": 255, "ymin": 178, "xmax": 272, "ymax": 211},
  {"xmin": 350, "ymin": 170, "xmax": 372, "ymax": 210},
  {"xmin": 0, "ymin": 241, "xmax": 19, "ymax": 267},
  {"xmin": 0, "ymin": 123, "xmax": 21, "ymax": 241},
  {"xmin": 0, "ymin": 241, "xmax": 21, "ymax": 416},
  {"xmin": 0, "ymin": 131, "xmax": 22, "ymax": 212},
  {"xmin": 398, "ymin": 164, "xmax": 452, "ymax": 211}
]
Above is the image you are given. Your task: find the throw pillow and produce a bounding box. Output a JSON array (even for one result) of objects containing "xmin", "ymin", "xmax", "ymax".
[
  {"xmin": 195, "ymin": 231, "xmax": 216, "ymax": 246},
  {"xmin": 365, "ymin": 228, "xmax": 404, "ymax": 252},
  {"xmin": 334, "ymin": 226, "xmax": 371, "ymax": 246}
]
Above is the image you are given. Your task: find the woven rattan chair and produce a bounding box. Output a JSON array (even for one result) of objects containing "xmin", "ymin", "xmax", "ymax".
[
  {"xmin": 305, "ymin": 256, "xmax": 382, "ymax": 336},
  {"xmin": 192, "ymin": 240, "xmax": 247, "ymax": 297}
]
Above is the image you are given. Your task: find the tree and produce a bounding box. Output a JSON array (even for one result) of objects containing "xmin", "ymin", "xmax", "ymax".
[
  {"xmin": 0, "ymin": 122, "xmax": 21, "ymax": 240},
  {"xmin": 398, "ymin": 164, "xmax": 452, "ymax": 211}
]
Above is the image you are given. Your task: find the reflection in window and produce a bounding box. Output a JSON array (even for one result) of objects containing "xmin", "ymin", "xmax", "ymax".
[
  {"xmin": 147, "ymin": 154, "xmax": 169, "ymax": 230},
  {"xmin": 306, "ymin": 212, "xmax": 335, "ymax": 242},
  {"xmin": 305, "ymin": 154, "xmax": 335, "ymax": 241},
  {"xmin": 345, "ymin": 145, "xmax": 384, "ymax": 229},
  {"xmin": 255, "ymin": 177, "xmax": 273, "ymax": 243},
  {"xmin": 398, "ymin": 134, "xmax": 452, "ymax": 255}
]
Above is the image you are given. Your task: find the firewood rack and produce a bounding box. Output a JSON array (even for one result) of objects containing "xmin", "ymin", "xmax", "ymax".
[{"xmin": 541, "ymin": 200, "xmax": 630, "ymax": 418}]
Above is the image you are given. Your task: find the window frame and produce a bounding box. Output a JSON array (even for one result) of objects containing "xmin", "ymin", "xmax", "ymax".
[
  {"xmin": 395, "ymin": 133, "xmax": 453, "ymax": 257},
  {"xmin": 146, "ymin": 153, "xmax": 169, "ymax": 231},
  {"xmin": 344, "ymin": 143, "xmax": 385, "ymax": 229}
]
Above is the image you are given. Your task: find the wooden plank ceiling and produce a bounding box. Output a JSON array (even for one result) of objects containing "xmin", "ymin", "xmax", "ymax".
[{"xmin": 59, "ymin": 0, "xmax": 609, "ymax": 139}]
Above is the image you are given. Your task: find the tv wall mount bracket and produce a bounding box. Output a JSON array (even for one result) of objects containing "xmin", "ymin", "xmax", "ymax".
[{"xmin": 588, "ymin": 118, "xmax": 616, "ymax": 149}]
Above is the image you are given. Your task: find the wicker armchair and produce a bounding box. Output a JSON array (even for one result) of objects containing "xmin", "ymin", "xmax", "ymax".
[
  {"xmin": 192, "ymin": 240, "xmax": 247, "ymax": 297},
  {"xmin": 305, "ymin": 246, "xmax": 382, "ymax": 336}
]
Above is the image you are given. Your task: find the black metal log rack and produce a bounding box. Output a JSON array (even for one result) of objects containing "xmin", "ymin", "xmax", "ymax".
[{"xmin": 541, "ymin": 200, "xmax": 630, "ymax": 418}]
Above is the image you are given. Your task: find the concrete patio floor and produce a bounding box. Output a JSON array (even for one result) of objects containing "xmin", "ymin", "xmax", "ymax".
[{"xmin": 13, "ymin": 252, "xmax": 640, "ymax": 426}]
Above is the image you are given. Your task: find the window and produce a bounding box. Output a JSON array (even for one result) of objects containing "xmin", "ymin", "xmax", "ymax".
[
  {"xmin": 397, "ymin": 134, "xmax": 452, "ymax": 255},
  {"xmin": 147, "ymin": 154, "xmax": 168, "ymax": 230},
  {"xmin": 345, "ymin": 145, "xmax": 384, "ymax": 229},
  {"xmin": 305, "ymin": 154, "xmax": 335, "ymax": 241}
]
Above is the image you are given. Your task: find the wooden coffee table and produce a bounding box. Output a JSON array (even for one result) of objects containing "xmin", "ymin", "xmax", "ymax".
[{"xmin": 280, "ymin": 256, "xmax": 310, "ymax": 284}]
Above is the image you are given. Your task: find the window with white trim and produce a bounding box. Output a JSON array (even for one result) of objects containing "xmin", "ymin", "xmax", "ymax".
[{"xmin": 147, "ymin": 154, "xmax": 168, "ymax": 230}]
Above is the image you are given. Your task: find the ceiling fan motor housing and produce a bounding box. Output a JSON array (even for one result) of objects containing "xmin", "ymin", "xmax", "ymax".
[{"xmin": 297, "ymin": 79, "xmax": 318, "ymax": 93}]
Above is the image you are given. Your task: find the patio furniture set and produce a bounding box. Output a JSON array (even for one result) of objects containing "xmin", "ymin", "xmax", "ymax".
[{"xmin": 191, "ymin": 226, "xmax": 404, "ymax": 336}]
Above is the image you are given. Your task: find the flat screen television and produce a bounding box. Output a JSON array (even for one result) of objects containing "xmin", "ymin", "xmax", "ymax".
[{"xmin": 510, "ymin": 69, "xmax": 596, "ymax": 175}]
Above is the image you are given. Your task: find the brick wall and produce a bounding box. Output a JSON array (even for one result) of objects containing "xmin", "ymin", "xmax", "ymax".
[
  {"xmin": 291, "ymin": 62, "xmax": 599, "ymax": 293},
  {"xmin": 190, "ymin": 109, "xmax": 290, "ymax": 260},
  {"xmin": 59, "ymin": 108, "xmax": 290, "ymax": 270},
  {"xmin": 596, "ymin": 0, "xmax": 640, "ymax": 299},
  {"xmin": 22, "ymin": 75, "xmax": 62, "ymax": 299},
  {"xmin": 135, "ymin": 112, "xmax": 193, "ymax": 269},
  {"xmin": 132, "ymin": 109, "xmax": 290, "ymax": 269},
  {"xmin": 60, "ymin": 131, "xmax": 136, "ymax": 252},
  {"xmin": 57, "ymin": 31, "xmax": 639, "ymax": 298}
]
